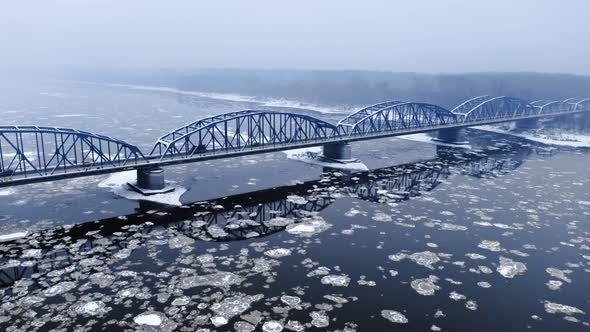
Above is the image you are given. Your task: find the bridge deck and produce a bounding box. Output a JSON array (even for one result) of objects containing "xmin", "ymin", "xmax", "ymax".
[{"xmin": 1, "ymin": 106, "xmax": 587, "ymax": 188}]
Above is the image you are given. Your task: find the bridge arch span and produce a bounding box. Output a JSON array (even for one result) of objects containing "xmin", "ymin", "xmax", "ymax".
[
  {"xmin": 339, "ymin": 102, "xmax": 458, "ymax": 136},
  {"xmin": 455, "ymin": 96, "xmax": 537, "ymax": 123},
  {"xmin": 565, "ymin": 97, "xmax": 590, "ymax": 111},
  {"xmin": 531, "ymin": 100, "xmax": 570, "ymax": 114},
  {"xmin": 0, "ymin": 126, "xmax": 145, "ymax": 180},
  {"xmin": 153, "ymin": 110, "xmax": 263, "ymax": 145},
  {"xmin": 151, "ymin": 111, "xmax": 339, "ymax": 159},
  {"xmin": 451, "ymin": 95, "xmax": 495, "ymax": 114},
  {"xmin": 338, "ymin": 100, "xmax": 406, "ymax": 127}
]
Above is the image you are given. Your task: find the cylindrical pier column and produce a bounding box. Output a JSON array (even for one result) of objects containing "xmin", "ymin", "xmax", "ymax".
[
  {"xmin": 515, "ymin": 118, "xmax": 538, "ymax": 130},
  {"xmin": 437, "ymin": 128, "xmax": 462, "ymax": 142},
  {"xmin": 322, "ymin": 142, "xmax": 352, "ymax": 161},
  {"xmin": 128, "ymin": 167, "xmax": 174, "ymax": 195},
  {"xmin": 137, "ymin": 167, "xmax": 166, "ymax": 190}
]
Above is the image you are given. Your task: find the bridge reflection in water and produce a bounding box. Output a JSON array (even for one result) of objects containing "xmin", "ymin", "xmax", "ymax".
[{"xmin": 0, "ymin": 143, "xmax": 527, "ymax": 288}]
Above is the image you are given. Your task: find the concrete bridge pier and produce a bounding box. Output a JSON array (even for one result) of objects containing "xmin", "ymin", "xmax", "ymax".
[
  {"xmin": 322, "ymin": 142, "xmax": 355, "ymax": 162},
  {"xmin": 128, "ymin": 167, "xmax": 175, "ymax": 195},
  {"xmin": 515, "ymin": 118, "xmax": 538, "ymax": 130},
  {"xmin": 436, "ymin": 128, "xmax": 463, "ymax": 143}
]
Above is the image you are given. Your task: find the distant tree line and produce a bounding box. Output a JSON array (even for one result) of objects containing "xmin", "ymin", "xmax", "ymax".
[{"xmin": 80, "ymin": 68, "xmax": 590, "ymax": 109}]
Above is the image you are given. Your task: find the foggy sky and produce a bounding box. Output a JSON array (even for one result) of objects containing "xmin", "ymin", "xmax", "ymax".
[{"xmin": 2, "ymin": 0, "xmax": 590, "ymax": 74}]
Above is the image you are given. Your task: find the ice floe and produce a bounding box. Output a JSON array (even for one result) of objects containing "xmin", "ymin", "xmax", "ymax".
[
  {"xmin": 262, "ymin": 321, "xmax": 284, "ymax": 332},
  {"xmin": 310, "ymin": 311, "xmax": 330, "ymax": 327},
  {"xmin": 411, "ymin": 276, "xmax": 440, "ymax": 296},
  {"xmin": 544, "ymin": 302, "xmax": 585, "ymax": 315},
  {"xmin": 210, "ymin": 294, "xmax": 262, "ymax": 322},
  {"xmin": 546, "ymin": 267, "xmax": 572, "ymax": 283},
  {"xmin": 70, "ymin": 301, "xmax": 111, "ymax": 316},
  {"xmin": 408, "ymin": 251, "xmax": 440, "ymax": 269},
  {"xmin": 546, "ymin": 280, "xmax": 563, "ymax": 291},
  {"xmin": 283, "ymin": 147, "xmax": 369, "ymax": 171},
  {"xmin": 178, "ymin": 271, "xmax": 243, "ymax": 289},
  {"xmin": 496, "ymin": 257, "xmax": 527, "ymax": 278},
  {"xmin": 286, "ymin": 216, "xmax": 331, "ymax": 237},
  {"xmin": 381, "ymin": 310, "xmax": 408, "ymax": 324},
  {"xmin": 477, "ymin": 240, "xmax": 504, "ymax": 252},
  {"xmin": 134, "ymin": 312, "xmax": 164, "ymax": 326},
  {"xmin": 280, "ymin": 295, "xmax": 301, "ymax": 306},
  {"xmin": 264, "ymin": 248, "xmax": 292, "ymax": 258},
  {"xmin": 321, "ymin": 275, "xmax": 351, "ymax": 287}
]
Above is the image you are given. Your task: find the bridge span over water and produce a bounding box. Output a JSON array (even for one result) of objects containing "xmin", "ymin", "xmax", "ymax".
[{"xmin": 0, "ymin": 95, "xmax": 588, "ymax": 191}]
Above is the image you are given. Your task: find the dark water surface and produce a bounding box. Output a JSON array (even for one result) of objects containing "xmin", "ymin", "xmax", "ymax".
[{"xmin": 1, "ymin": 81, "xmax": 589, "ymax": 331}]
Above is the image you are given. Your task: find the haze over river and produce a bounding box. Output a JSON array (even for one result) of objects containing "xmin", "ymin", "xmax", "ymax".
[{"xmin": 1, "ymin": 81, "xmax": 590, "ymax": 331}]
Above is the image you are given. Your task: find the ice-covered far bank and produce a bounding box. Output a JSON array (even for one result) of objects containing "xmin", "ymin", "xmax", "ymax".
[
  {"xmin": 39, "ymin": 92, "xmax": 70, "ymax": 98},
  {"xmin": 98, "ymin": 171, "xmax": 186, "ymax": 206},
  {"xmin": 283, "ymin": 147, "xmax": 369, "ymax": 171},
  {"xmin": 396, "ymin": 133, "xmax": 471, "ymax": 149},
  {"xmin": 54, "ymin": 113, "xmax": 90, "ymax": 118},
  {"xmin": 474, "ymin": 125, "xmax": 590, "ymax": 148},
  {"xmin": 77, "ymin": 81, "xmax": 356, "ymax": 115}
]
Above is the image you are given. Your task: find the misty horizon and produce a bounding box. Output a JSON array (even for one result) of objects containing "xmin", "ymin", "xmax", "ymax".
[{"xmin": 2, "ymin": 0, "xmax": 590, "ymax": 75}]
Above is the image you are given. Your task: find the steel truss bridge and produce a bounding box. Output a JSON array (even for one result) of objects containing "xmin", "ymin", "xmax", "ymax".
[{"xmin": 0, "ymin": 95, "xmax": 588, "ymax": 187}]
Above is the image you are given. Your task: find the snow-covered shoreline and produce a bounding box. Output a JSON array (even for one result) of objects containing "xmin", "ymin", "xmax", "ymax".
[
  {"xmin": 474, "ymin": 126, "xmax": 590, "ymax": 148},
  {"xmin": 78, "ymin": 81, "xmax": 356, "ymax": 115}
]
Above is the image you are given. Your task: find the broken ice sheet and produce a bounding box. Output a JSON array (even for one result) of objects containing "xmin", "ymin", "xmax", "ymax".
[
  {"xmin": 168, "ymin": 234, "xmax": 195, "ymax": 249},
  {"xmin": 310, "ymin": 311, "xmax": 330, "ymax": 327},
  {"xmin": 544, "ymin": 301, "xmax": 585, "ymax": 315},
  {"xmin": 410, "ymin": 276, "xmax": 441, "ymax": 296},
  {"xmin": 546, "ymin": 280, "xmax": 563, "ymax": 291},
  {"xmin": 477, "ymin": 240, "xmax": 503, "ymax": 252},
  {"xmin": 321, "ymin": 275, "xmax": 351, "ymax": 287},
  {"xmin": 408, "ymin": 251, "xmax": 440, "ymax": 269},
  {"xmin": 381, "ymin": 310, "xmax": 408, "ymax": 324},
  {"xmin": 545, "ymin": 267, "xmax": 572, "ymax": 283},
  {"xmin": 280, "ymin": 295, "xmax": 301, "ymax": 306},
  {"xmin": 178, "ymin": 271, "xmax": 243, "ymax": 289},
  {"xmin": 496, "ymin": 256, "xmax": 527, "ymax": 278},
  {"xmin": 449, "ymin": 291, "xmax": 466, "ymax": 301},
  {"xmin": 262, "ymin": 321, "xmax": 284, "ymax": 332},
  {"xmin": 286, "ymin": 215, "xmax": 331, "ymax": 237},
  {"xmin": 134, "ymin": 312, "xmax": 165, "ymax": 326},
  {"xmin": 210, "ymin": 294, "xmax": 263, "ymax": 325},
  {"xmin": 69, "ymin": 301, "xmax": 111, "ymax": 316},
  {"xmin": 43, "ymin": 281, "xmax": 77, "ymax": 297},
  {"xmin": 264, "ymin": 248, "xmax": 292, "ymax": 258}
]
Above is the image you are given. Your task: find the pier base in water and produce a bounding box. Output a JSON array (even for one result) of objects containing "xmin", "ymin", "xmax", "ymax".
[
  {"xmin": 128, "ymin": 167, "xmax": 175, "ymax": 195},
  {"xmin": 322, "ymin": 143, "xmax": 356, "ymax": 163},
  {"xmin": 515, "ymin": 118, "xmax": 538, "ymax": 130},
  {"xmin": 435, "ymin": 128, "xmax": 466, "ymax": 144}
]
